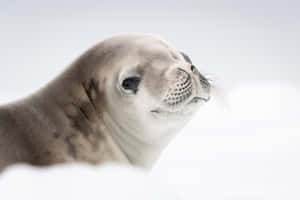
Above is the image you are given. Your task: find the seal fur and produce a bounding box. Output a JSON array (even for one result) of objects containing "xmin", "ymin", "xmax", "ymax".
[{"xmin": 0, "ymin": 33, "xmax": 211, "ymax": 171}]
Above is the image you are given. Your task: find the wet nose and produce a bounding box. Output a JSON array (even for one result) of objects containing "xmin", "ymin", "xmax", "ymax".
[{"xmin": 190, "ymin": 65, "xmax": 210, "ymax": 90}]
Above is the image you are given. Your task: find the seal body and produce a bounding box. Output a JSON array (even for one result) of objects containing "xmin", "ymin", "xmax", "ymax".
[{"xmin": 0, "ymin": 34, "xmax": 211, "ymax": 171}]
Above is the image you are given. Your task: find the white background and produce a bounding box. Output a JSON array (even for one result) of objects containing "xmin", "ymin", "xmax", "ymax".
[{"xmin": 0, "ymin": 1, "xmax": 299, "ymax": 199}]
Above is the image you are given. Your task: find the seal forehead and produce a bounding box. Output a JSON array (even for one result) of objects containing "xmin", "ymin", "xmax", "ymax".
[
  {"xmin": 102, "ymin": 34, "xmax": 181, "ymax": 59},
  {"xmin": 97, "ymin": 34, "xmax": 182, "ymax": 83}
]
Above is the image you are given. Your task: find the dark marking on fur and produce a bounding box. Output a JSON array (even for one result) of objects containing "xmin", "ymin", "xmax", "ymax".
[
  {"xmin": 65, "ymin": 135, "xmax": 77, "ymax": 159},
  {"xmin": 180, "ymin": 52, "xmax": 192, "ymax": 64},
  {"xmin": 62, "ymin": 78, "xmax": 106, "ymax": 153},
  {"xmin": 82, "ymin": 78, "xmax": 99, "ymax": 112},
  {"xmin": 71, "ymin": 102, "xmax": 90, "ymax": 122},
  {"xmin": 68, "ymin": 103, "xmax": 91, "ymax": 138},
  {"xmin": 53, "ymin": 132, "xmax": 60, "ymax": 139}
]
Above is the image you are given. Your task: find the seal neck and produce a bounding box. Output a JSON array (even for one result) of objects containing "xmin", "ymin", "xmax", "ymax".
[{"xmin": 102, "ymin": 110, "xmax": 175, "ymax": 169}]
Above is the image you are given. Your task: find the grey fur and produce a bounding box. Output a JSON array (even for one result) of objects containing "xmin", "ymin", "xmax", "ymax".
[{"xmin": 0, "ymin": 33, "xmax": 211, "ymax": 172}]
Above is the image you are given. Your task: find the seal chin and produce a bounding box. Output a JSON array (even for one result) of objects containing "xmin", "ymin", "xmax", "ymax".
[{"xmin": 151, "ymin": 95, "xmax": 211, "ymax": 115}]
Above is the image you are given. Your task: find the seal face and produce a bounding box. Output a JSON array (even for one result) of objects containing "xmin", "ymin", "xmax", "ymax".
[
  {"xmin": 0, "ymin": 33, "xmax": 211, "ymax": 170},
  {"xmin": 98, "ymin": 34, "xmax": 211, "ymax": 167}
]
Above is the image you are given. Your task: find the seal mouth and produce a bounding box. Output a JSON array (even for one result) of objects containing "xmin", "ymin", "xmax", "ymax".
[
  {"xmin": 188, "ymin": 96, "xmax": 211, "ymax": 104},
  {"xmin": 151, "ymin": 95, "xmax": 211, "ymax": 114}
]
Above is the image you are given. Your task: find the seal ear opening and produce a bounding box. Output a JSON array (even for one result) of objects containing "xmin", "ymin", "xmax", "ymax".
[{"xmin": 121, "ymin": 76, "xmax": 141, "ymax": 94}]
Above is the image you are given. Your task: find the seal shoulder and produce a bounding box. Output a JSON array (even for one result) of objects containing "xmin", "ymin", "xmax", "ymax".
[{"xmin": 0, "ymin": 106, "xmax": 32, "ymax": 171}]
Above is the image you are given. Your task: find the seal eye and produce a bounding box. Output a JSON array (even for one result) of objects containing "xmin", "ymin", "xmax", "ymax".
[{"xmin": 122, "ymin": 76, "xmax": 141, "ymax": 94}]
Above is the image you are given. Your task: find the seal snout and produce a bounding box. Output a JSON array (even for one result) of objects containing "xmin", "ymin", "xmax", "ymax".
[
  {"xmin": 163, "ymin": 68, "xmax": 193, "ymax": 107},
  {"xmin": 162, "ymin": 65, "xmax": 212, "ymax": 109},
  {"xmin": 190, "ymin": 64, "xmax": 210, "ymax": 90}
]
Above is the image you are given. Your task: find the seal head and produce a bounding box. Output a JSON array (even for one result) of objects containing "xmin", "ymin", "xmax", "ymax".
[{"xmin": 97, "ymin": 34, "xmax": 211, "ymax": 167}]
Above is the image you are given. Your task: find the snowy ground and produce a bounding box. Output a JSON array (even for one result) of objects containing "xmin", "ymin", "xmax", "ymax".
[
  {"xmin": 153, "ymin": 82, "xmax": 300, "ymax": 200},
  {"xmin": 1, "ymin": 83, "xmax": 299, "ymax": 200},
  {"xmin": 0, "ymin": 164, "xmax": 180, "ymax": 200}
]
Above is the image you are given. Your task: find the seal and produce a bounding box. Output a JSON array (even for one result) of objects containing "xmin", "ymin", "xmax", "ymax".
[{"xmin": 0, "ymin": 33, "xmax": 211, "ymax": 171}]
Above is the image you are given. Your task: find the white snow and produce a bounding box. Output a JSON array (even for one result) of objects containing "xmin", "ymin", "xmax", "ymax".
[
  {"xmin": 1, "ymin": 82, "xmax": 300, "ymax": 200},
  {"xmin": 0, "ymin": 164, "xmax": 180, "ymax": 200},
  {"xmin": 153, "ymin": 82, "xmax": 300, "ymax": 200}
]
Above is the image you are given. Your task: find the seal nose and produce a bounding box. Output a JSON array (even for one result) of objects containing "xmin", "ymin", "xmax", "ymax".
[
  {"xmin": 190, "ymin": 65, "xmax": 210, "ymax": 90},
  {"xmin": 162, "ymin": 68, "xmax": 193, "ymax": 107}
]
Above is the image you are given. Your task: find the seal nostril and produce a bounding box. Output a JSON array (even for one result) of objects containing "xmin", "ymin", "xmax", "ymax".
[
  {"xmin": 190, "ymin": 65, "xmax": 196, "ymax": 73},
  {"xmin": 198, "ymin": 73, "xmax": 210, "ymax": 89}
]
